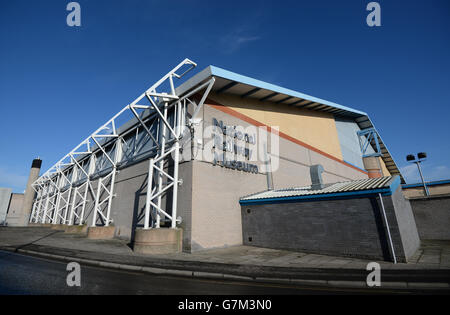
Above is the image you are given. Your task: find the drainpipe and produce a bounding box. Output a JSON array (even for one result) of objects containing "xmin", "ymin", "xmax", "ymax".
[
  {"xmin": 263, "ymin": 143, "xmax": 274, "ymax": 191},
  {"xmin": 378, "ymin": 193, "xmax": 397, "ymax": 264}
]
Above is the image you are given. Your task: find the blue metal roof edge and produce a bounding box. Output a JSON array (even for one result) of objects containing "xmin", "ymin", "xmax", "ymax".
[
  {"xmin": 239, "ymin": 188, "xmax": 390, "ymax": 206},
  {"xmin": 343, "ymin": 160, "xmax": 367, "ymax": 173},
  {"xmin": 363, "ymin": 116, "xmax": 404, "ymax": 179},
  {"xmin": 402, "ymin": 179, "xmax": 450, "ymax": 189},
  {"xmin": 239, "ymin": 175, "xmax": 401, "ymax": 206},
  {"xmin": 209, "ymin": 66, "xmax": 368, "ymax": 117}
]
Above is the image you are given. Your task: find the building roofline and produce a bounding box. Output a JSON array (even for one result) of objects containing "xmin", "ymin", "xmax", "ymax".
[
  {"xmin": 208, "ymin": 65, "xmax": 368, "ymax": 116},
  {"xmin": 177, "ymin": 65, "xmax": 368, "ymax": 117},
  {"xmin": 177, "ymin": 65, "xmax": 404, "ymax": 182},
  {"xmin": 402, "ymin": 179, "xmax": 450, "ymax": 189}
]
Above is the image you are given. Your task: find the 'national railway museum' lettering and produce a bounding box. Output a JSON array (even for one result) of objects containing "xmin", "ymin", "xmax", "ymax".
[
  {"xmin": 213, "ymin": 153, "xmax": 259, "ymax": 174},
  {"xmin": 212, "ymin": 118, "xmax": 259, "ymax": 174}
]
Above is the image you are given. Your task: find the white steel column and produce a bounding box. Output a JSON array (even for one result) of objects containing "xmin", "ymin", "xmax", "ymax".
[
  {"xmin": 105, "ymin": 170, "xmax": 116, "ymax": 227},
  {"xmin": 144, "ymin": 158, "xmax": 155, "ymax": 229},
  {"xmin": 35, "ymin": 188, "xmax": 44, "ymax": 223},
  {"xmin": 62, "ymin": 187, "xmax": 72, "ymax": 224},
  {"xmin": 171, "ymin": 141, "xmax": 180, "ymax": 228},
  {"xmin": 41, "ymin": 183, "xmax": 50, "ymax": 224},
  {"xmin": 68, "ymin": 186, "xmax": 79, "ymax": 226},
  {"xmin": 78, "ymin": 183, "xmax": 89, "ymax": 225},
  {"xmin": 51, "ymin": 175, "xmax": 62, "ymax": 224},
  {"xmin": 68, "ymin": 164, "xmax": 79, "ymax": 225},
  {"xmin": 92, "ymin": 178, "xmax": 102, "ymax": 227},
  {"xmin": 29, "ymin": 201, "xmax": 37, "ymax": 223},
  {"xmin": 156, "ymin": 102, "xmax": 168, "ymax": 228},
  {"xmin": 91, "ymin": 138, "xmax": 121, "ymax": 227},
  {"xmin": 142, "ymin": 75, "xmax": 215, "ymax": 229}
]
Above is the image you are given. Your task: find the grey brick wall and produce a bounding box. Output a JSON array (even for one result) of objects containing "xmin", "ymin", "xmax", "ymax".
[
  {"xmin": 410, "ymin": 195, "xmax": 450, "ymax": 240},
  {"xmin": 241, "ymin": 186, "xmax": 420, "ymax": 262}
]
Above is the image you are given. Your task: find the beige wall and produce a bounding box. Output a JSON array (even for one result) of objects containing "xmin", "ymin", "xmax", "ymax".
[
  {"xmin": 379, "ymin": 157, "xmax": 391, "ymax": 177},
  {"xmin": 272, "ymin": 134, "xmax": 367, "ymax": 188},
  {"xmin": 208, "ymin": 93, "xmax": 394, "ymax": 178},
  {"xmin": 209, "ymin": 92, "xmax": 344, "ymax": 160},
  {"xmin": 191, "ymin": 161, "xmax": 267, "ymax": 250}
]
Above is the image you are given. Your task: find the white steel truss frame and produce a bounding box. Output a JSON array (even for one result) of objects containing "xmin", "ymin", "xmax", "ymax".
[{"xmin": 30, "ymin": 58, "xmax": 216, "ymax": 230}]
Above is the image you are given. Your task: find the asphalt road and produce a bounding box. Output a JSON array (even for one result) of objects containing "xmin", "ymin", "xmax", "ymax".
[{"xmin": 0, "ymin": 250, "xmax": 439, "ymax": 295}]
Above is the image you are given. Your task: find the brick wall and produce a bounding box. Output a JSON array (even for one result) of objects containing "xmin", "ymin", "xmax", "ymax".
[
  {"xmin": 410, "ymin": 195, "xmax": 450, "ymax": 240},
  {"xmin": 241, "ymin": 186, "xmax": 420, "ymax": 262}
]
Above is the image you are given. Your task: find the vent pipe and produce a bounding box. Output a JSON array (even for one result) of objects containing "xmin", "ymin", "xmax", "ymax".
[
  {"xmin": 263, "ymin": 143, "xmax": 274, "ymax": 191},
  {"xmin": 363, "ymin": 156, "xmax": 383, "ymax": 178},
  {"xmin": 310, "ymin": 164, "xmax": 324, "ymax": 190}
]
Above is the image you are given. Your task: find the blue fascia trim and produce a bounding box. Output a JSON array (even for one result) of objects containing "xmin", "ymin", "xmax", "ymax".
[
  {"xmin": 343, "ymin": 160, "xmax": 366, "ymax": 173},
  {"xmin": 362, "ymin": 152, "xmax": 382, "ymax": 158},
  {"xmin": 209, "ymin": 66, "xmax": 368, "ymax": 117},
  {"xmin": 239, "ymin": 187, "xmax": 394, "ymax": 206},
  {"xmin": 402, "ymin": 179, "xmax": 450, "ymax": 189}
]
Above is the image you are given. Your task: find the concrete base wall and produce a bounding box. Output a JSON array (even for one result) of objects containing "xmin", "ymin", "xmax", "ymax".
[
  {"xmin": 64, "ymin": 225, "xmax": 88, "ymax": 235},
  {"xmin": 133, "ymin": 228, "xmax": 182, "ymax": 254},
  {"xmin": 87, "ymin": 226, "xmax": 116, "ymax": 240},
  {"xmin": 410, "ymin": 195, "xmax": 450, "ymax": 240},
  {"xmin": 6, "ymin": 193, "xmax": 25, "ymax": 226},
  {"xmin": 241, "ymin": 186, "xmax": 420, "ymax": 262},
  {"xmin": 50, "ymin": 224, "xmax": 67, "ymax": 231},
  {"xmin": 28, "ymin": 223, "xmax": 44, "ymax": 227}
]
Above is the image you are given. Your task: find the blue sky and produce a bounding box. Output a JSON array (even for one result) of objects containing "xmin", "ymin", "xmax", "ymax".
[{"xmin": 0, "ymin": 0, "xmax": 449, "ymax": 192}]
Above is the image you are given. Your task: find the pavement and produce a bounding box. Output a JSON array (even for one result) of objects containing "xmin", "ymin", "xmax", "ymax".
[
  {"xmin": 1, "ymin": 251, "xmax": 328, "ymax": 295},
  {"xmin": 0, "ymin": 226, "xmax": 449, "ymax": 292}
]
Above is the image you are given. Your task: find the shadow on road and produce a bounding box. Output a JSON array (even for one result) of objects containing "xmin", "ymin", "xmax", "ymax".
[{"xmin": 12, "ymin": 230, "xmax": 62, "ymax": 252}]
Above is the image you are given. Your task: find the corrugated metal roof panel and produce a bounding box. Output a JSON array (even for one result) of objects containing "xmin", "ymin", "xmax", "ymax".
[{"xmin": 241, "ymin": 176, "xmax": 395, "ymax": 201}]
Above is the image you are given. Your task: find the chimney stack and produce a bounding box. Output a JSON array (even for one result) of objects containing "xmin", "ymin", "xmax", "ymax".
[
  {"xmin": 363, "ymin": 156, "xmax": 383, "ymax": 178},
  {"xmin": 18, "ymin": 158, "xmax": 42, "ymax": 226}
]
